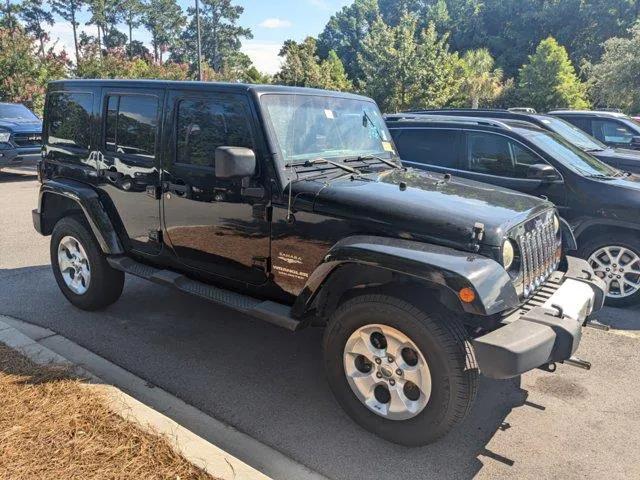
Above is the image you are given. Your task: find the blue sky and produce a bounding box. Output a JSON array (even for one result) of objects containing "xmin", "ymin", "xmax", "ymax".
[{"xmin": 47, "ymin": 0, "xmax": 352, "ymax": 73}]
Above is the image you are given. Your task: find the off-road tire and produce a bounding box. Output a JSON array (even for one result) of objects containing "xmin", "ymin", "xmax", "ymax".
[
  {"xmin": 323, "ymin": 294, "xmax": 478, "ymax": 446},
  {"xmin": 578, "ymin": 232, "xmax": 640, "ymax": 307},
  {"xmin": 51, "ymin": 215, "xmax": 124, "ymax": 311}
]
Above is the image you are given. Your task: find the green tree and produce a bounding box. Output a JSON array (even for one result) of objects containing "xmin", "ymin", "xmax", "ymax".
[
  {"xmin": 118, "ymin": 0, "xmax": 144, "ymax": 58},
  {"xmin": 52, "ymin": 0, "xmax": 84, "ymax": 63},
  {"xmin": 19, "ymin": 0, "xmax": 54, "ymax": 58},
  {"xmin": 142, "ymin": 0, "xmax": 185, "ymax": 64},
  {"xmin": 274, "ymin": 37, "xmax": 352, "ymax": 91},
  {"xmin": 460, "ymin": 48, "xmax": 503, "ymax": 108},
  {"xmin": 0, "ymin": 26, "xmax": 69, "ymax": 113},
  {"xmin": 517, "ymin": 37, "xmax": 589, "ymax": 111},
  {"xmin": 378, "ymin": 0, "xmax": 450, "ymax": 31},
  {"xmin": 587, "ymin": 22, "xmax": 640, "ymax": 113},
  {"xmin": 358, "ymin": 14, "xmax": 460, "ymax": 112},
  {"xmin": 176, "ymin": 0, "xmax": 252, "ymax": 73},
  {"xmin": 0, "ymin": 0, "xmax": 23, "ymax": 32},
  {"xmin": 316, "ymin": 0, "xmax": 379, "ymax": 83}
]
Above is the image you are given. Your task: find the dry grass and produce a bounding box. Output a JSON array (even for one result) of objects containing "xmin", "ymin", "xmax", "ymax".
[{"xmin": 0, "ymin": 344, "xmax": 215, "ymax": 480}]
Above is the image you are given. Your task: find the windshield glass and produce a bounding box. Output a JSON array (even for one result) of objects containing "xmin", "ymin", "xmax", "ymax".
[
  {"xmin": 515, "ymin": 127, "xmax": 620, "ymax": 177},
  {"xmin": 535, "ymin": 115, "xmax": 606, "ymax": 151},
  {"xmin": 623, "ymin": 117, "xmax": 640, "ymax": 131},
  {"xmin": 0, "ymin": 104, "xmax": 38, "ymax": 121},
  {"xmin": 260, "ymin": 93, "xmax": 397, "ymax": 165}
]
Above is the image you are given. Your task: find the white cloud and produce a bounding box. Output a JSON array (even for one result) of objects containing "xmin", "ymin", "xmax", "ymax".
[
  {"xmin": 241, "ymin": 41, "xmax": 284, "ymax": 75},
  {"xmin": 258, "ymin": 18, "xmax": 293, "ymax": 29}
]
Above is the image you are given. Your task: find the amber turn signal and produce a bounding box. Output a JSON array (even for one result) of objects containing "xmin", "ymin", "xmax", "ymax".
[{"xmin": 458, "ymin": 287, "xmax": 476, "ymax": 303}]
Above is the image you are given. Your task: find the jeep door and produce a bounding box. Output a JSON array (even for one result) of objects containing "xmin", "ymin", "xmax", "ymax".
[
  {"xmin": 96, "ymin": 86, "xmax": 164, "ymax": 256},
  {"xmin": 161, "ymin": 89, "xmax": 270, "ymax": 285}
]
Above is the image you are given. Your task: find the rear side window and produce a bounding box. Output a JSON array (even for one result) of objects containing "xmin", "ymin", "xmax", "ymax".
[
  {"xmin": 104, "ymin": 94, "xmax": 158, "ymax": 161},
  {"xmin": 47, "ymin": 92, "xmax": 93, "ymax": 149},
  {"xmin": 390, "ymin": 128, "xmax": 459, "ymax": 168},
  {"xmin": 176, "ymin": 96, "xmax": 253, "ymax": 168}
]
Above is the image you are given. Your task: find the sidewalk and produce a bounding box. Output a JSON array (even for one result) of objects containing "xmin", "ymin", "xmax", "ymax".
[{"xmin": 0, "ymin": 315, "xmax": 326, "ymax": 480}]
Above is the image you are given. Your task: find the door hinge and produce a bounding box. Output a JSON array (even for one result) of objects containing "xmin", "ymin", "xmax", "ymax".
[
  {"xmin": 149, "ymin": 229, "xmax": 163, "ymax": 243},
  {"xmin": 252, "ymin": 256, "xmax": 271, "ymax": 273}
]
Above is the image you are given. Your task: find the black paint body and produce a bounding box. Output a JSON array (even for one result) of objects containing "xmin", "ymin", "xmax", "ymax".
[{"xmin": 35, "ymin": 80, "xmax": 562, "ymax": 325}]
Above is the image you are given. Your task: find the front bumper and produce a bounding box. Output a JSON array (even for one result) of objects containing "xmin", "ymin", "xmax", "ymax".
[
  {"xmin": 0, "ymin": 146, "xmax": 40, "ymax": 168},
  {"xmin": 472, "ymin": 256, "xmax": 605, "ymax": 379}
]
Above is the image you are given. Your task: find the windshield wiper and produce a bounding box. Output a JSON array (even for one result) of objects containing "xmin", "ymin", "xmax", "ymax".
[
  {"xmin": 344, "ymin": 155, "xmax": 403, "ymax": 170},
  {"xmin": 285, "ymin": 158, "xmax": 361, "ymax": 175}
]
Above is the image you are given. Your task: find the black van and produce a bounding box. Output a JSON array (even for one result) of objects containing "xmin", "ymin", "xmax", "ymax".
[
  {"xmin": 386, "ymin": 114, "xmax": 640, "ymax": 306},
  {"xmin": 409, "ymin": 109, "xmax": 640, "ymax": 173}
]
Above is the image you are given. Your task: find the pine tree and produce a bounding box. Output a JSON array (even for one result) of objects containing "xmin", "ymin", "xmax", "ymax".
[
  {"xmin": 518, "ymin": 37, "xmax": 590, "ymax": 111},
  {"xmin": 52, "ymin": 0, "xmax": 84, "ymax": 63},
  {"xmin": 20, "ymin": 0, "xmax": 54, "ymax": 59},
  {"xmin": 142, "ymin": 0, "xmax": 186, "ymax": 64}
]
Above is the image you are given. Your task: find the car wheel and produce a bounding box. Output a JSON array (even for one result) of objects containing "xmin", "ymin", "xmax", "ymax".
[
  {"xmin": 51, "ymin": 215, "xmax": 124, "ymax": 311},
  {"xmin": 323, "ymin": 294, "xmax": 478, "ymax": 446},
  {"xmin": 579, "ymin": 233, "xmax": 640, "ymax": 307}
]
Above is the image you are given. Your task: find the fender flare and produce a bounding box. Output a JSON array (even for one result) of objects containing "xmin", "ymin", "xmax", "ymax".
[
  {"xmin": 37, "ymin": 179, "xmax": 124, "ymax": 254},
  {"xmin": 572, "ymin": 217, "xmax": 640, "ymax": 241},
  {"xmin": 292, "ymin": 235, "xmax": 520, "ymax": 318}
]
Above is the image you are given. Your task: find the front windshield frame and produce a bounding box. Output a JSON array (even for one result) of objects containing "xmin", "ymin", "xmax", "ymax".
[
  {"xmin": 515, "ymin": 127, "xmax": 620, "ymax": 177},
  {"xmin": 259, "ymin": 93, "xmax": 399, "ymax": 171},
  {"xmin": 535, "ymin": 115, "xmax": 606, "ymax": 151},
  {"xmin": 0, "ymin": 103, "xmax": 38, "ymax": 121}
]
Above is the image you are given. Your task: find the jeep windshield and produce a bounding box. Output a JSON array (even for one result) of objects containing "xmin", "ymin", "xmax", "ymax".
[
  {"xmin": 516, "ymin": 127, "xmax": 621, "ymax": 178},
  {"xmin": 260, "ymin": 93, "xmax": 397, "ymax": 168}
]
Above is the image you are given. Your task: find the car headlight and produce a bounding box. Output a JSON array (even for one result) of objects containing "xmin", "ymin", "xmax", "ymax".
[
  {"xmin": 553, "ymin": 214, "xmax": 560, "ymax": 235},
  {"xmin": 502, "ymin": 239, "xmax": 515, "ymax": 270},
  {"xmin": 0, "ymin": 130, "xmax": 10, "ymax": 143}
]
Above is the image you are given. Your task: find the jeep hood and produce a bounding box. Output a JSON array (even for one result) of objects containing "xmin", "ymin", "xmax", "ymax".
[{"xmin": 307, "ymin": 168, "xmax": 551, "ymax": 250}]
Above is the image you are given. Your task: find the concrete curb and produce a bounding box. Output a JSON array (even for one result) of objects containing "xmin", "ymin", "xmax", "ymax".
[{"xmin": 0, "ymin": 315, "xmax": 327, "ymax": 480}]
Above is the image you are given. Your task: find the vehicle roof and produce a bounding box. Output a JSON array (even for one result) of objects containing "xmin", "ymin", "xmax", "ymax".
[
  {"xmin": 548, "ymin": 109, "xmax": 629, "ymax": 119},
  {"xmin": 399, "ymin": 108, "xmax": 560, "ymax": 127},
  {"xmin": 48, "ymin": 79, "xmax": 374, "ymax": 102},
  {"xmin": 385, "ymin": 113, "xmax": 547, "ymax": 133},
  {"xmin": 0, "ymin": 102, "xmax": 25, "ymax": 106}
]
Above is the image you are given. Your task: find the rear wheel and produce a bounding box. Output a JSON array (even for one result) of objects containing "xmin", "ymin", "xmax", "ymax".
[
  {"xmin": 51, "ymin": 216, "xmax": 124, "ymax": 311},
  {"xmin": 579, "ymin": 233, "xmax": 640, "ymax": 307},
  {"xmin": 323, "ymin": 294, "xmax": 478, "ymax": 446}
]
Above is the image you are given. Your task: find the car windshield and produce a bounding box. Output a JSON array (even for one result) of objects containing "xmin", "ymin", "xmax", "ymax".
[
  {"xmin": 260, "ymin": 93, "xmax": 397, "ymax": 166},
  {"xmin": 516, "ymin": 127, "xmax": 620, "ymax": 177},
  {"xmin": 535, "ymin": 115, "xmax": 606, "ymax": 151},
  {"xmin": 0, "ymin": 104, "xmax": 38, "ymax": 121},
  {"xmin": 622, "ymin": 116, "xmax": 640, "ymax": 131}
]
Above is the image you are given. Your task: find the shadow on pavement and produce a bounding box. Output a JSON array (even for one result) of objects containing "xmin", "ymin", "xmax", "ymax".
[{"xmin": 0, "ymin": 265, "xmax": 533, "ymax": 480}]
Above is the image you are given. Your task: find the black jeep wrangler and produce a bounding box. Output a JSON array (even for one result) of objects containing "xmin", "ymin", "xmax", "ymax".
[{"xmin": 33, "ymin": 80, "xmax": 605, "ymax": 446}]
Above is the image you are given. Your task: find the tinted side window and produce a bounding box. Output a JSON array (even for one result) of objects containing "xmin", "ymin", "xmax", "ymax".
[
  {"xmin": 465, "ymin": 132, "xmax": 543, "ymax": 178},
  {"xmin": 391, "ymin": 128, "xmax": 459, "ymax": 168},
  {"xmin": 104, "ymin": 94, "xmax": 158, "ymax": 161},
  {"xmin": 176, "ymin": 97, "xmax": 253, "ymax": 168},
  {"xmin": 592, "ymin": 119, "xmax": 634, "ymax": 144},
  {"xmin": 47, "ymin": 92, "xmax": 93, "ymax": 149},
  {"xmin": 563, "ymin": 116, "xmax": 591, "ymax": 133}
]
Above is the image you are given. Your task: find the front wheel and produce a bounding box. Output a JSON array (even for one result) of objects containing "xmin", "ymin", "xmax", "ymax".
[
  {"xmin": 51, "ymin": 215, "xmax": 124, "ymax": 311},
  {"xmin": 323, "ymin": 294, "xmax": 478, "ymax": 446},
  {"xmin": 579, "ymin": 233, "xmax": 640, "ymax": 307}
]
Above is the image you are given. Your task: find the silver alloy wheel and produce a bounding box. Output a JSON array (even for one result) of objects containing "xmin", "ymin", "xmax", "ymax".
[
  {"xmin": 343, "ymin": 324, "xmax": 432, "ymax": 421},
  {"xmin": 588, "ymin": 245, "xmax": 640, "ymax": 299},
  {"xmin": 57, "ymin": 235, "xmax": 91, "ymax": 295}
]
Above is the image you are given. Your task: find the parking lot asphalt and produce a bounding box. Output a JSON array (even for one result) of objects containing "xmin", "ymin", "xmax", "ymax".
[{"xmin": 1, "ymin": 165, "xmax": 639, "ymax": 480}]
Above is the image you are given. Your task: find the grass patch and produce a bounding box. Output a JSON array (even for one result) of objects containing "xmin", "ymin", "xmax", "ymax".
[{"xmin": 0, "ymin": 344, "xmax": 215, "ymax": 479}]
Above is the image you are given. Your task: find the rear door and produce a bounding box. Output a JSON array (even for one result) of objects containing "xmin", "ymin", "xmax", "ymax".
[
  {"xmin": 591, "ymin": 118, "xmax": 638, "ymax": 149},
  {"xmin": 161, "ymin": 89, "xmax": 270, "ymax": 285},
  {"xmin": 389, "ymin": 127, "xmax": 462, "ymax": 173},
  {"xmin": 96, "ymin": 86, "xmax": 165, "ymax": 256}
]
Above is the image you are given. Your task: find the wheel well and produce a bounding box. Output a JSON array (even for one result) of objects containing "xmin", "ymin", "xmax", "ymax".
[
  {"xmin": 40, "ymin": 193, "xmax": 84, "ymax": 235},
  {"xmin": 576, "ymin": 224, "xmax": 640, "ymax": 248},
  {"xmin": 309, "ymin": 263, "xmax": 466, "ymax": 326}
]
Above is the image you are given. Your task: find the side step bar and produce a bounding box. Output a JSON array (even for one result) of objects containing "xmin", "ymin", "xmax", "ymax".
[{"xmin": 107, "ymin": 256, "xmax": 301, "ymax": 331}]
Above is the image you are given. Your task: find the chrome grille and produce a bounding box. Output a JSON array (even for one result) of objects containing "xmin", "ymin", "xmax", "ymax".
[
  {"xmin": 518, "ymin": 213, "xmax": 559, "ymax": 297},
  {"xmin": 13, "ymin": 133, "xmax": 42, "ymax": 147}
]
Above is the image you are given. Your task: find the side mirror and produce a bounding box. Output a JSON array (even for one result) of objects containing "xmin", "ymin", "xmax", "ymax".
[
  {"xmin": 527, "ymin": 163, "xmax": 560, "ymax": 182},
  {"xmin": 215, "ymin": 147, "xmax": 256, "ymax": 179},
  {"xmin": 631, "ymin": 136, "xmax": 640, "ymax": 147}
]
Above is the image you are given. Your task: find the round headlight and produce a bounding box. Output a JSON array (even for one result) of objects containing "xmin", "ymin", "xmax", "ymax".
[
  {"xmin": 502, "ymin": 240, "xmax": 515, "ymax": 270},
  {"xmin": 553, "ymin": 214, "xmax": 560, "ymax": 235}
]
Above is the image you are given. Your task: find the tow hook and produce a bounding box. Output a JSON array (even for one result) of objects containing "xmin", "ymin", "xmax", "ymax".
[
  {"xmin": 584, "ymin": 319, "xmax": 610, "ymax": 331},
  {"xmin": 538, "ymin": 362, "xmax": 557, "ymax": 373},
  {"xmin": 561, "ymin": 356, "xmax": 591, "ymax": 370}
]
